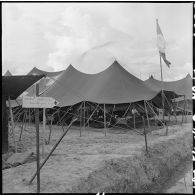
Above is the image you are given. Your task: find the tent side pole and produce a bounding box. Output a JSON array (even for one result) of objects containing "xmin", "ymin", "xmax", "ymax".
[
  {"xmin": 173, "ymin": 95, "xmax": 178, "ymax": 124},
  {"xmin": 133, "ymin": 104, "xmax": 136, "ymax": 129},
  {"xmin": 8, "ymin": 96, "xmax": 17, "ymax": 153},
  {"xmin": 181, "ymin": 95, "xmax": 184, "ymax": 125},
  {"xmin": 28, "ymin": 108, "xmax": 30, "ymax": 126},
  {"xmin": 85, "ymin": 102, "xmax": 99, "ymax": 126},
  {"xmin": 19, "ymin": 110, "xmax": 25, "ymax": 141},
  {"xmin": 144, "ymin": 100, "xmax": 151, "ymax": 131},
  {"xmin": 42, "ymin": 108, "xmax": 46, "ymax": 156},
  {"xmin": 104, "ymin": 104, "xmax": 106, "ymax": 136},
  {"xmin": 184, "ymin": 96, "xmax": 187, "ymax": 123},
  {"xmin": 80, "ymin": 102, "xmax": 83, "ymax": 137},
  {"xmin": 83, "ymin": 101, "xmax": 85, "ymax": 131}
]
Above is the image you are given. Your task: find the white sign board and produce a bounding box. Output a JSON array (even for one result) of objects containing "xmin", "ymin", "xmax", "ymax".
[{"xmin": 22, "ymin": 96, "xmax": 59, "ymax": 108}]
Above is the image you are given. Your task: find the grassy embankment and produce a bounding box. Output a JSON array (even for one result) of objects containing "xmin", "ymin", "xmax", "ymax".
[{"xmin": 70, "ymin": 127, "xmax": 192, "ymax": 193}]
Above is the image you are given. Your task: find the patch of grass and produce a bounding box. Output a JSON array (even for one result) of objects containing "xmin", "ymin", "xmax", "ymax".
[{"xmin": 70, "ymin": 129, "xmax": 192, "ymax": 193}]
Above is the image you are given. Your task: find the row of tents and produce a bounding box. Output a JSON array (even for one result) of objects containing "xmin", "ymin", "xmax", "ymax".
[
  {"xmin": 2, "ymin": 60, "xmax": 192, "ymax": 153},
  {"xmin": 4, "ymin": 60, "xmax": 192, "ymax": 107}
]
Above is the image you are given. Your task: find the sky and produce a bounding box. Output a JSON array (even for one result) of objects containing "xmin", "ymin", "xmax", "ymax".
[{"xmin": 2, "ymin": 2, "xmax": 193, "ymax": 80}]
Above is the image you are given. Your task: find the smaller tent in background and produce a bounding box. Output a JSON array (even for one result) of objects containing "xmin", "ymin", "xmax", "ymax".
[
  {"xmin": 4, "ymin": 70, "xmax": 12, "ymax": 76},
  {"xmin": 2, "ymin": 75, "xmax": 44, "ymax": 154},
  {"xmin": 145, "ymin": 74, "xmax": 192, "ymax": 113},
  {"xmin": 26, "ymin": 66, "xmax": 64, "ymax": 96},
  {"xmin": 145, "ymin": 74, "xmax": 192, "ymax": 100}
]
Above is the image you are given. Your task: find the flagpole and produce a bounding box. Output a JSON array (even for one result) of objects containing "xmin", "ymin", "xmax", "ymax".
[{"xmin": 160, "ymin": 54, "xmax": 165, "ymax": 122}]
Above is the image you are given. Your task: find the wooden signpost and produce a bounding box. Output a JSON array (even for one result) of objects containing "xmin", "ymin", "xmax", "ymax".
[
  {"xmin": 22, "ymin": 84, "xmax": 59, "ymax": 193},
  {"xmin": 142, "ymin": 116, "xmax": 148, "ymax": 154}
]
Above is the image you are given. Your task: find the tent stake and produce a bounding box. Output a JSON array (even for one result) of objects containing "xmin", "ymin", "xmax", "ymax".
[
  {"xmin": 8, "ymin": 96, "xmax": 17, "ymax": 153},
  {"xmin": 29, "ymin": 118, "xmax": 77, "ymax": 184}
]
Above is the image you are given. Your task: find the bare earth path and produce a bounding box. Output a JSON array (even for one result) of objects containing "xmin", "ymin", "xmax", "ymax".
[{"xmin": 3, "ymin": 123, "xmax": 192, "ymax": 193}]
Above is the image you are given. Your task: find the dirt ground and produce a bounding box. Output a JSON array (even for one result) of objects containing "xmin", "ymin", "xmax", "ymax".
[{"xmin": 2, "ymin": 118, "xmax": 192, "ymax": 193}]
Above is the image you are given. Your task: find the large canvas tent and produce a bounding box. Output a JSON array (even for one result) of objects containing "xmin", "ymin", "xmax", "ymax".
[{"xmin": 42, "ymin": 61, "xmax": 163, "ymax": 107}]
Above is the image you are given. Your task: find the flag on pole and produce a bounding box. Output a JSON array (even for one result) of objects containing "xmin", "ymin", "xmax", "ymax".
[{"xmin": 156, "ymin": 19, "xmax": 171, "ymax": 68}]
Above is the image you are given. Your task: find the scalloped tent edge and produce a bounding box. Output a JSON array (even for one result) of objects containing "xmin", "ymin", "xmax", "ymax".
[{"xmin": 42, "ymin": 60, "xmax": 178, "ymax": 107}]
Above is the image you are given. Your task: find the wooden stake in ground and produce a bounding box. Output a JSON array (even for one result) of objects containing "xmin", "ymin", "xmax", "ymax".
[
  {"xmin": 35, "ymin": 83, "xmax": 40, "ymax": 193},
  {"xmin": 8, "ymin": 96, "xmax": 17, "ymax": 153},
  {"xmin": 142, "ymin": 116, "xmax": 148, "ymax": 154}
]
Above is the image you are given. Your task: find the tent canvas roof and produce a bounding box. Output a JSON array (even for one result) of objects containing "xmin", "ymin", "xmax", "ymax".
[
  {"xmin": 42, "ymin": 61, "xmax": 161, "ymax": 106},
  {"xmin": 2, "ymin": 75, "xmax": 44, "ymax": 100},
  {"xmin": 145, "ymin": 74, "xmax": 192, "ymax": 100},
  {"xmin": 27, "ymin": 67, "xmax": 64, "ymax": 77},
  {"xmin": 26, "ymin": 67, "xmax": 64, "ymax": 96}
]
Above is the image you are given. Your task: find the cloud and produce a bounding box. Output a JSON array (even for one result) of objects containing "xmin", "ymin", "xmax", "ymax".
[{"xmin": 2, "ymin": 3, "xmax": 192, "ymax": 81}]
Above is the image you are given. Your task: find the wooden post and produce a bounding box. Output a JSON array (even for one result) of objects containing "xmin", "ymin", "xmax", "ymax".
[
  {"xmin": 173, "ymin": 96, "xmax": 177, "ymax": 124},
  {"xmin": 83, "ymin": 101, "xmax": 85, "ymax": 131},
  {"xmin": 142, "ymin": 116, "xmax": 148, "ymax": 154},
  {"xmin": 35, "ymin": 83, "xmax": 40, "ymax": 193},
  {"xmin": 29, "ymin": 108, "xmax": 31, "ymax": 126},
  {"xmin": 19, "ymin": 110, "xmax": 26, "ymax": 141},
  {"xmin": 133, "ymin": 104, "xmax": 136, "ymax": 129},
  {"xmin": 2, "ymin": 96, "xmax": 9, "ymax": 153},
  {"xmin": 8, "ymin": 96, "xmax": 17, "ymax": 153},
  {"xmin": 29, "ymin": 118, "xmax": 77, "ymax": 184},
  {"xmin": 181, "ymin": 96, "xmax": 184, "ymax": 125},
  {"xmin": 104, "ymin": 104, "xmax": 106, "ymax": 136},
  {"xmin": 47, "ymin": 117, "xmax": 53, "ymax": 144},
  {"xmin": 42, "ymin": 108, "xmax": 46, "ymax": 156},
  {"xmin": 87, "ymin": 108, "xmax": 89, "ymax": 127},
  {"xmin": 184, "ymin": 96, "xmax": 187, "ymax": 123},
  {"xmin": 80, "ymin": 103, "xmax": 82, "ymax": 137},
  {"xmin": 159, "ymin": 54, "xmax": 165, "ymax": 122},
  {"xmin": 144, "ymin": 101, "xmax": 151, "ymax": 131}
]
